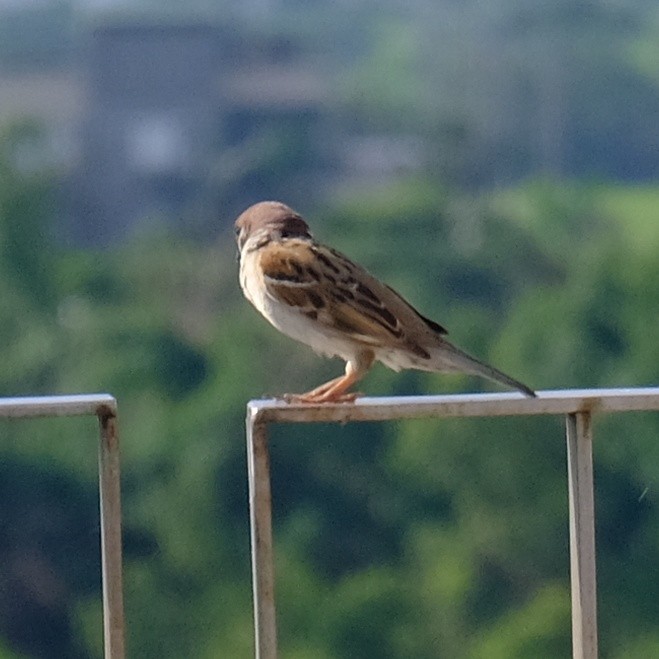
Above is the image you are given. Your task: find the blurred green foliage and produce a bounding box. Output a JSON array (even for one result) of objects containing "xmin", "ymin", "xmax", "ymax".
[{"xmin": 1, "ymin": 123, "xmax": 659, "ymax": 658}]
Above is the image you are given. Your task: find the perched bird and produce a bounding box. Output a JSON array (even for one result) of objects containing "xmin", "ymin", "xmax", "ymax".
[{"xmin": 235, "ymin": 201, "xmax": 536, "ymax": 403}]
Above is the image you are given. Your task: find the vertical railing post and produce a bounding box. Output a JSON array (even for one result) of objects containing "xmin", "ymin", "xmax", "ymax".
[
  {"xmin": 566, "ymin": 412, "xmax": 598, "ymax": 659},
  {"xmin": 241, "ymin": 390, "xmax": 659, "ymax": 658},
  {"xmin": 98, "ymin": 405, "xmax": 126, "ymax": 659},
  {"xmin": 247, "ymin": 408, "xmax": 278, "ymax": 659}
]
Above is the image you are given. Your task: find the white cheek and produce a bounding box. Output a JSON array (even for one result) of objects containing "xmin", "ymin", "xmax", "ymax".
[{"xmin": 239, "ymin": 256, "xmax": 263, "ymax": 307}]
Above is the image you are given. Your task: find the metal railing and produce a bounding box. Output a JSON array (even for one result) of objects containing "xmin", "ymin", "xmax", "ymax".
[
  {"xmin": 0, "ymin": 394, "xmax": 125, "ymax": 659},
  {"xmin": 246, "ymin": 387, "xmax": 659, "ymax": 659}
]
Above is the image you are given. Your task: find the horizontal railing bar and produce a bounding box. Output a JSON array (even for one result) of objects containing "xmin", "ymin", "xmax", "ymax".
[
  {"xmin": 0, "ymin": 392, "xmax": 124, "ymax": 658},
  {"xmin": 248, "ymin": 387, "xmax": 659, "ymax": 424},
  {"xmin": 0, "ymin": 394, "xmax": 117, "ymax": 418}
]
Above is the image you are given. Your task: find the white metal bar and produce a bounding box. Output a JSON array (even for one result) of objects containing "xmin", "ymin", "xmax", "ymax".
[
  {"xmin": 246, "ymin": 387, "xmax": 659, "ymax": 659},
  {"xmin": 248, "ymin": 387, "xmax": 659, "ymax": 424},
  {"xmin": 0, "ymin": 394, "xmax": 125, "ymax": 659},
  {"xmin": 98, "ymin": 405, "xmax": 126, "ymax": 659},
  {"xmin": 0, "ymin": 394, "xmax": 117, "ymax": 418},
  {"xmin": 246, "ymin": 409, "xmax": 278, "ymax": 659},
  {"xmin": 566, "ymin": 412, "xmax": 598, "ymax": 659}
]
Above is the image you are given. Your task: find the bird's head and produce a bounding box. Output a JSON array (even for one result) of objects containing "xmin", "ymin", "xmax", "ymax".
[{"xmin": 234, "ymin": 201, "xmax": 312, "ymax": 253}]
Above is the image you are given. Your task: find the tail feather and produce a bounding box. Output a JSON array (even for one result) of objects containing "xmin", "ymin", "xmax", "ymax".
[{"xmin": 432, "ymin": 342, "xmax": 536, "ymax": 398}]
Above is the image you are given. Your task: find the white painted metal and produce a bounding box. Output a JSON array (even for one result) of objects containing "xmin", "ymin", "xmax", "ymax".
[
  {"xmin": 566, "ymin": 412, "xmax": 598, "ymax": 659},
  {"xmin": 246, "ymin": 387, "xmax": 659, "ymax": 659},
  {"xmin": 248, "ymin": 387, "xmax": 659, "ymax": 424},
  {"xmin": 0, "ymin": 394, "xmax": 124, "ymax": 659},
  {"xmin": 98, "ymin": 407, "xmax": 126, "ymax": 659},
  {"xmin": 0, "ymin": 393, "xmax": 117, "ymax": 418},
  {"xmin": 246, "ymin": 411, "xmax": 277, "ymax": 659}
]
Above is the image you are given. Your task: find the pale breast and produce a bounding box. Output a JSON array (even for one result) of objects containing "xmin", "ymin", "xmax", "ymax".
[{"xmin": 240, "ymin": 250, "xmax": 359, "ymax": 362}]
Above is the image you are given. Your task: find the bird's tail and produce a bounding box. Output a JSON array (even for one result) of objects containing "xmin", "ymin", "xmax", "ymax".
[{"xmin": 433, "ymin": 342, "xmax": 536, "ymax": 398}]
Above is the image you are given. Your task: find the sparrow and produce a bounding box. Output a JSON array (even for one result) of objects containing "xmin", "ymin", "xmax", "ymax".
[{"xmin": 235, "ymin": 201, "xmax": 536, "ymax": 403}]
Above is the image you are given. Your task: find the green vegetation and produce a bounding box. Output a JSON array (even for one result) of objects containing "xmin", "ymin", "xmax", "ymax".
[
  {"xmin": 2, "ymin": 1, "xmax": 659, "ymax": 654},
  {"xmin": 1, "ymin": 125, "xmax": 659, "ymax": 657}
]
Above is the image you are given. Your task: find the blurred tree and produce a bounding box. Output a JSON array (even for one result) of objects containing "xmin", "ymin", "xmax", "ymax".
[
  {"xmin": 348, "ymin": 0, "xmax": 659, "ymax": 185},
  {"xmin": 2, "ymin": 108, "xmax": 659, "ymax": 658},
  {"xmin": 0, "ymin": 122, "xmax": 58, "ymax": 311},
  {"xmin": 0, "ymin": 459, "xmax": 97, "ymax": 659}
]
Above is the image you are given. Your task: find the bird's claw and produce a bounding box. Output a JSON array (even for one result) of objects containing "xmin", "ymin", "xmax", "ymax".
[{"xmin": 281, "ymin": 391, "xmax": 362, "ymax": 404}]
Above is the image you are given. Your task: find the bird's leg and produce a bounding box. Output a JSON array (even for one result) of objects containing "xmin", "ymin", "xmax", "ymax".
[
  {"xmin": 295, "ymin": 371, "xmax": 360, "ymax": 403},
  {"xmin": 287, "ymin": 351, "xmax": 374, "ymax": 404},
  {"xmin": 290, "ymin": 375, "xmax": 346, "ymax": 400}
]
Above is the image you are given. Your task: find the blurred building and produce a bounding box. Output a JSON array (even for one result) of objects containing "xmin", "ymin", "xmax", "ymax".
[
  {"xmin": 0, "ymin": 12, "xmax": 425, "ymax": 245},
  {"xmin": 76, "ymin": 24, "xmax": 223, "ymax": 243},
  {"xmin": 0, "ymin": 19, "xmax": 336, "ymax": 244},
  {"xmin": 75, "ymin": 23, "xmax": 335, "ymax": 244}
]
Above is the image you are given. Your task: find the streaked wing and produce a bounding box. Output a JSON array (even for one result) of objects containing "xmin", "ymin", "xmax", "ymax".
[{"xmin": 258, "ymin": 239, "xmax": 444, "ymax": 356}]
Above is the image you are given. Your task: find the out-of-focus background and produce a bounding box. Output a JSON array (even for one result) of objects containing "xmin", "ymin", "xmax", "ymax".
[{"xmin": 1, "ymin": 0, "xmax": 659, "ymax": 657}]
